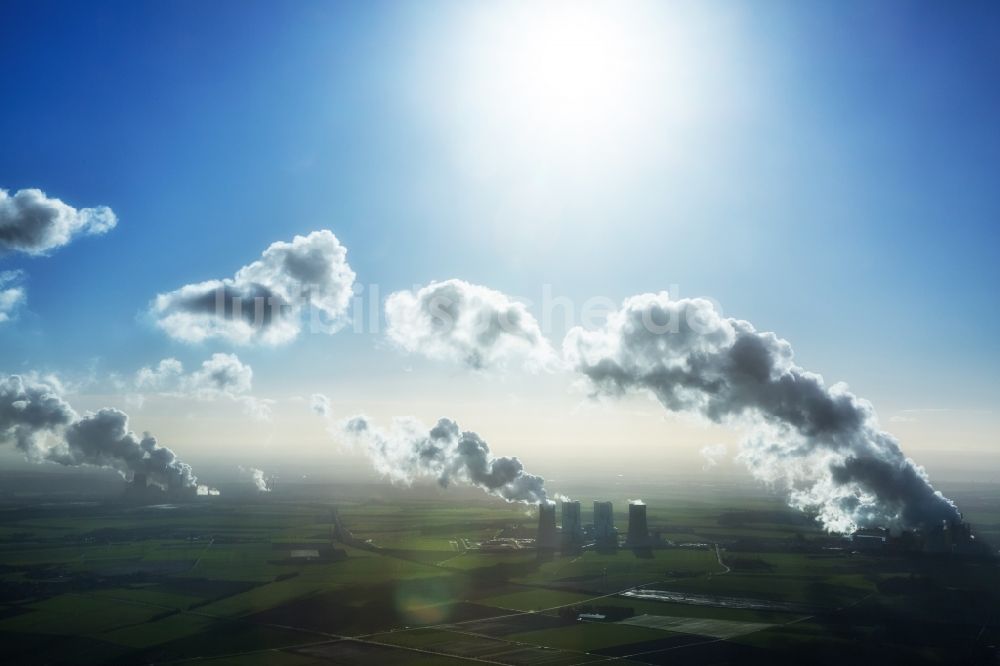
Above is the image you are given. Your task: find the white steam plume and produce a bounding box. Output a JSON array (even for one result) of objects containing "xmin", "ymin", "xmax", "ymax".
[
  {"xmin": 0, "ymin": 374, "xmax": 215, "ymax": 494},
  {"xmin": 700, "ymin": 443, "xmax": 728, "ymax": 470},
  {"xmin": 337, "ymin": 414, "xmax": 547, "ymax": 504},
  {"xmin": 565, "ymin": 292, "xmax": 960, "ymax": 533},
  {"xmin": 239, "ymin": 466, "xmax": 271, "ymax": 492}
]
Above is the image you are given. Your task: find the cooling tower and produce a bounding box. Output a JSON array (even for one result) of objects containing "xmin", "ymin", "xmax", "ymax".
[
  {"xmin": 537, "ymin": 502, "xmax": 558, "ymax": 550},
  {"xmin": 561, "ymin": 500, "xmax": 582, "ymax": 549},
  {"xmin": 626, "ymin": 501, "xmax": 649, "ymax": 546},
  {"xmin": 593, "ymin": 500, "xmax": 616, "ymax": 547}
]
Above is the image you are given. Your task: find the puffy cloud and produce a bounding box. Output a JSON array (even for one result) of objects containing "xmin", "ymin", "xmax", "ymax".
[
  {"xmin": 152, "ymin": 230, "xmax": 356, "ymax": 346},
  {"xmin": 0, "ymin": 270, "xmax": 26, "ymax": 324},
  {"xmin": 0, "ymin": 374, "xmax": 77, "ymax": 453},
  {"xmin": 565, "ymin": 292, "xmax": 959, "ymax": 533},
  {"xmin": 134, "ymin": 353, "xmax": 271, "ymax": 421},
  {"xmin": 337, "ymin": 414, "xmax": 548, "ymax": 504},
  {"xmin": 0, "ymin": 188, "xmax": 116, "ymax": 256},
  {"xmin": 385, "ymin": 279, "xmax": 555, "ymax": 371},
  {"xmin": 187, "ymin": 353, "xmax": 253, "ymax": 396},
  {"xmin": 134, "ymin": 358, "xmax": 185, "ymax": 391},
  {"xmin": 310, "ymin": 393, "xmax": 331, "ymax": 417},
  {"xmin": 0, "ymin": 374, "xmax": 211, "ymax": 493}
]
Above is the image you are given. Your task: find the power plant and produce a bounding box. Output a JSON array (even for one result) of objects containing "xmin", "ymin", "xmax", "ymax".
[
  {"xmin": 122, "ymin": 472, "xmax": 201, "ymax": 503},
  {"xmin": 533, "ymin": 500, "xmax": 985, "ymax": 558},
  {"xmin": 533, "ymin": 500, "xmax": 647, "ymax": 550},
  {"xmin": 537, "ymin": 499, "xmax": 621, "ymax": 550}
]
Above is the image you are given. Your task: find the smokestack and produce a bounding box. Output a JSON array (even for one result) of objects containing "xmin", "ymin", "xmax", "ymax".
[
  {"xmin": 537, "ymin": 502, "xmax": 557, "ymax": 550},
  {"xmin": 626, "ymin": 501, "xmax": 649, "ymax": 546},
  {"xmin": 561, "ymin": 500, "xmax": 582, "ymax": 550},
  {"xmin": 593, "ymin": 501, "xmax": 616, "ymax": 548}
]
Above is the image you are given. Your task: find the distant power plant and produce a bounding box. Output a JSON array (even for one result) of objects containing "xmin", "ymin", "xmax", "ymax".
[
  {"xmin": 626, "ymin": 501, "xmax": 649, "ymax": 546},
  {"xmin": 123, "ymin": 472, "xmax": 200, "ymax": 503},
  {"xmin": 526, "ymin": 500, "xmax": 986, "ymax": 557},
  {"xmin": 534, "ymin": 499, "xmax": 656, "ymax": 551}
]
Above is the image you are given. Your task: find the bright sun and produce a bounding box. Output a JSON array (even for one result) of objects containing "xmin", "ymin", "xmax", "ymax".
[
  {"xmin": 459, "ymin": 2, "xmax": 708, "ymax": 152},
  {"xmin": 408, "ymin": 0, "xmax": 738, "ymax": 229}
]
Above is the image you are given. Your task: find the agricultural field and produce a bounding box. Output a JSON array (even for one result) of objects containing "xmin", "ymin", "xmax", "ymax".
[{"xmin": 0, "ymin": 479, "xmax": 997, "ymax": 664}]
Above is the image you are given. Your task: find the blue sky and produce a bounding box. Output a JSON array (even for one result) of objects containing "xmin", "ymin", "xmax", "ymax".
[{"xmin": 1, "ymin": 0, "xmax": 998, "ymax": 481}]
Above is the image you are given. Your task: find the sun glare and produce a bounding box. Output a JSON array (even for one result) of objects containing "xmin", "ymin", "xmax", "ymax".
[
  {"xmin": 428, "ymin": 1, "xmax": 723, "ymax": 197},
  {"xmin": 484, "ymin": 5, "xmax": 644, "ymax": 138}
]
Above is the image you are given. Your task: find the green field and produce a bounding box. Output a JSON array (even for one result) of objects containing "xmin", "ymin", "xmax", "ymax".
[{"xmin": 0, "ymin": 481, "xmax": 997, "ymax": 664}]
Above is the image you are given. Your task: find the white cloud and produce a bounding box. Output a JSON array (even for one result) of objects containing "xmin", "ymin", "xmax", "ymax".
[
  {"xmin": 135, "ymin": 358, "xmax": 184, "ymax": 391},
  {"xmin": 385, "ymin": 279, "xmax": 556, "ymax": 371},
  {"xmin": 134, "ymin": 353, "xmax": 271, "ymax": 421},
  {"xmin": 310, "ymin": 393, "xmax": 331, "ymax": 417},
  {"xmin": 0, "ymin": 271, "xmax": 26, "ymax": 324},
  {"xmin": 0, "ymin": 188, "xmax": 116, "ymax": 256},
  {"xmin": 151, "ymin": 230, "xmax": 356, "ymax": 346},
  {"xmin": 187, "ymin": 353, "xmax": 253, "ymax": 397}
]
